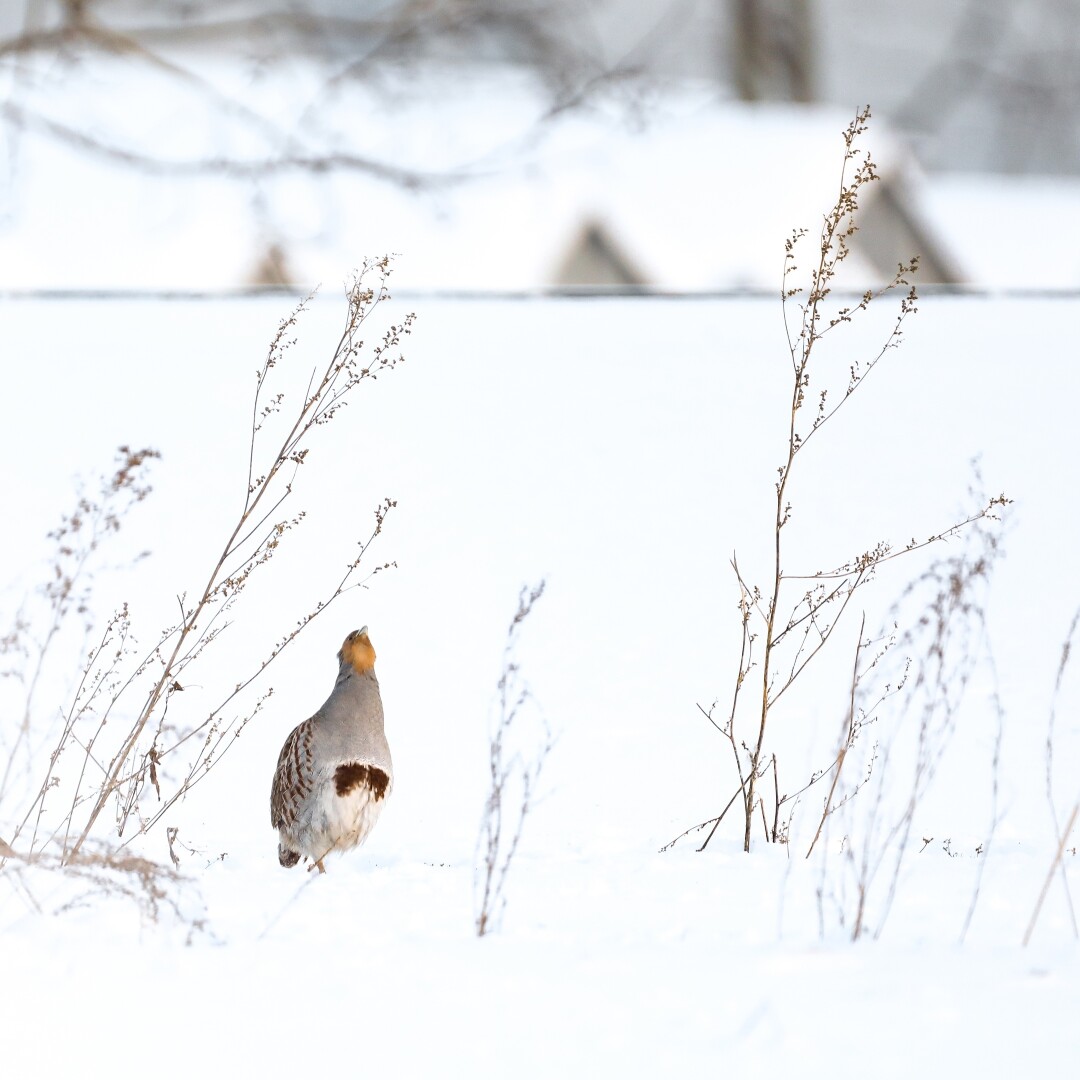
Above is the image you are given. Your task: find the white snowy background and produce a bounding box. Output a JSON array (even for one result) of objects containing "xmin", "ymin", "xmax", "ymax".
[
  {"xmin": 2, "ymin": 22, "xmax": 1080, "ymax": 1076},
  {"xmin": 2, "ymin": 285, "xmax": 1079, "ymax": 1075}
]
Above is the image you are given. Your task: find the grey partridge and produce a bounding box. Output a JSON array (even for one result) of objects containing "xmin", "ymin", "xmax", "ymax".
[{"xmin": 270, "ymin": 627, "xmax": 393, "ymax": 872}]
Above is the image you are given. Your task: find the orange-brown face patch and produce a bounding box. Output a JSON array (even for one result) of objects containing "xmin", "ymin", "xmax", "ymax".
[
  {"xmin": 334, "ymin": 762, "xmax": 390, "ymax": 801},
  {"xmin": 339, "ymin": 630, "xmax": 376, "ymax": 674}
]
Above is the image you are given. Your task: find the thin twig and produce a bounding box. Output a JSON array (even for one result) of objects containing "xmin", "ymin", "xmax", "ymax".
[{"xmin": 1023, "ymin": 802, "xmax": 1080, "ymax": 948}]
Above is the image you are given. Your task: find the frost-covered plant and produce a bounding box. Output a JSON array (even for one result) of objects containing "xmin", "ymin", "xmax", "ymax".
[{"xmin": 0, "ymin": 258, "xmax": 412, "ymax": 875}]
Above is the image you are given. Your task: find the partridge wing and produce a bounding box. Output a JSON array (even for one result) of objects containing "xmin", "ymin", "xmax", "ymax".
[{"xmin": 270, "ymin": 717, "xmax": 317, "ymax": 830}]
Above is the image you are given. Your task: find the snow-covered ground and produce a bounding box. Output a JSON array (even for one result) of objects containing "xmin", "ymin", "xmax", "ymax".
[{"xmin": 1, "ymin": 288, "xmax": 1078, "ymax": 1074}]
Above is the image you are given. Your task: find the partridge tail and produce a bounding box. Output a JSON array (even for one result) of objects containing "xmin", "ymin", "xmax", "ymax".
[{"xmin": 278, "ymin": 843, "xmax": 301, "ymax": 868}]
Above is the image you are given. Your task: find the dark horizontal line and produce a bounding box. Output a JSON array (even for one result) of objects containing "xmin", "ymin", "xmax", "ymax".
[{"xmin": 2, "ymin": 285, "xmax": 1080, "ymax": 301}]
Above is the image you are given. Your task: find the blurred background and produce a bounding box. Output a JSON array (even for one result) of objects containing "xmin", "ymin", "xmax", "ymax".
[{"xmin": 2, "ymin": 0, "xmax": 1080, "ymax": 292}]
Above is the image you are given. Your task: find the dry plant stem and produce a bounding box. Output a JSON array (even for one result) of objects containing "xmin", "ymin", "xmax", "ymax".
[
  {"xmin": 697, "ymin": 786, "xmax": 744, "ymax": 851},
  {"xmin": 0, "ymin": 450, "xmax": 157, "ymax": 812},
  {"xmin": 1041, "ymin": 607, "xmax": 1080, "ymax": 938},
  {"xmin": 1023, "ymin": 801, "xmax": 1080, "ymax": 947},
  {"xmin": 1046, "ymin": 611, "xmax": 1079, "ymax": 831},
  {"xmin": 1, "ymin": 606, "xmax": 67, "ymax": 804},
  {"xmin": 19, "ymin": 848, "xmax": 199, "ymax": 931},
  {"xmin": 770, "ymin": 754, "xmax": 780, "ymax": 841},
  {"xmin": 64, "ymin": 268, "xmax": 409, "ymax": 860},
  {"xmin": 1046, "ymin": 608, "xmax": 1080, "ymax": 828},
  {"xmin": 677, "ymin": 108, "xmax": 1011, "ymax": 858},
  {"xmin": 783, "ymin": 504, "xmax": 1000, "ymax": 583},
  {"xmin": 121, "ymin": 516, "xmax": 394, "ymax": 846},
  {"xmin": 958, "ymin": 653, "xmax": 1005, "ymax": 944},
  {"xmin": 743, "ymin": 386, "xmax": 796, "ymax": 852},
  {"xmin": 475, "ymin": 581, "xmax": 551, "ymax": 938},
  {"xmin": 833, "ymin": 500, "xmax": 1004, "ymax": 940},
  {"xmin": 740, "ymin": 106, "xmax": 918, "ymax": 853},
  {"xmin": 657, "ymin": 781, "xmax": 744, "ymax": 853},
  {"xmin": 694, "ymin": 561, "xmax": 757, "ymax": 840},
  {"xmin": 805, "ymin": 613, "xmax": 865, "ymax": 859},
  {"xmin": 2, "ymin": 263, "xmax": 411, "ymax": 866}
]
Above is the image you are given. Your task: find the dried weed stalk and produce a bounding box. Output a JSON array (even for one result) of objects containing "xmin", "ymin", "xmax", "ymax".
[
  {"xmin": 0, "ymin": 839, "xmax": 204, "ymax": 936},
  {"xmin": 818, "ymin": 499, "xmax": 1005, "ymax": 941},
  {"xmin": 0, "ymin": 446, "xmax": 158, "ymax": 814},
  {"xmin": 1023, "ymin": 606, "xmax": 1080, "ymax": 945},
  {"xmin": 475, "ymin": 581, "xmax": 552, "ymax": 938},
  {"xmin": 1, "ymin": 258, "xmax": 412, "ymax": 881},
  {"xmin": 665, "ymin": 107, "xmax": 1008, "ymax": 854}
]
